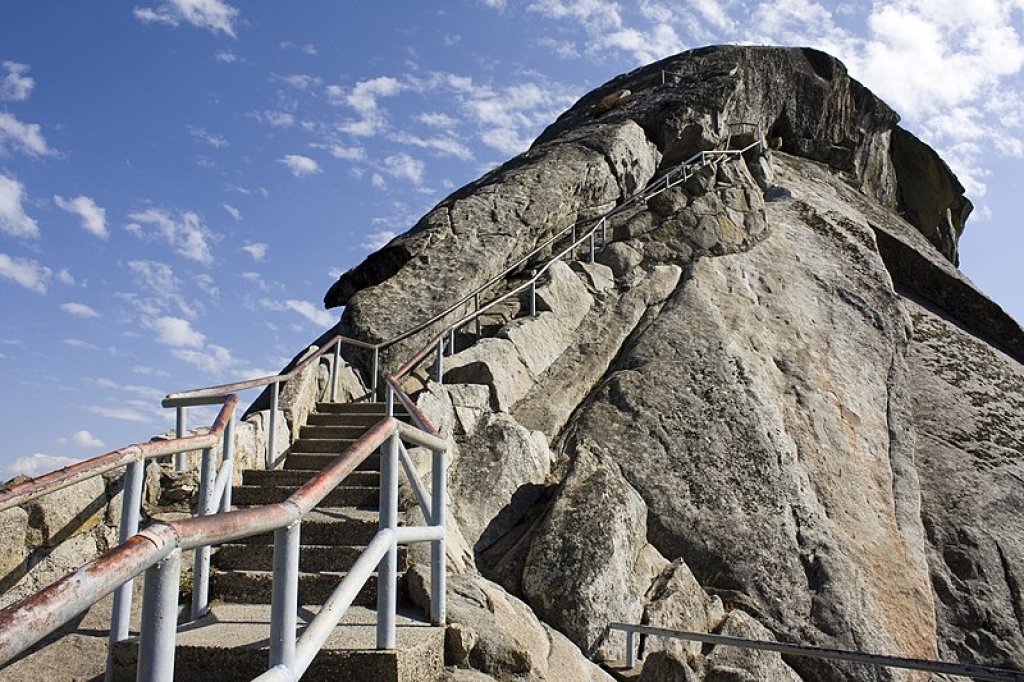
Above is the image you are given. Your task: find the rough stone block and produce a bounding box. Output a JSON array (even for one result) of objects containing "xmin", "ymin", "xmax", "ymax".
[{"xmin": 444, "ymin": 338, "xmax": 533, "ymax": 413}]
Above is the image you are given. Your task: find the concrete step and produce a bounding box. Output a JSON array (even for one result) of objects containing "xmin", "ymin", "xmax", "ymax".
[
  {"xmin": 286, "ymin": 451, "xmax": 380, "ymax": 471},
  {"xmin": 242, "ymin": 468, "xmax": 379, "ymax": 487},
  {"xmin": 228, "ymin": 508, "xmax": 384, "ymax": 546},
  {"xmin": 299, "ymin": 424, "xmax": 374, "ymax": 440},
  {"xmin": 316, "ymin": 402, "xmax": 405, "ymax": 416},
  {"xmin": 211, "ymin": 569, "xmax": 405, "ymax": 606},
  {"xmin": 231, "ymin": 484, "xmax": 379, "ymax": 508},
  {"xmin": 110, "ymin": 604, "xmax": 443, "ymax": 682},
  {"xmin": 290, "ymin": 437, "xmax": 371, "ymax": 454},
  {"xmin": 306, "ymin": 412, "xmax": 391, "ymax": 427},
  {"xmin": 215, "ymin": 543, "xmax": 407, "ymax": 573}
]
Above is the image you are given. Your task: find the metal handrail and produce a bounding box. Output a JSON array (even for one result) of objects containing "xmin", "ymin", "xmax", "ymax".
[
  {"xmin": 608, "ymin": 622, "xmax": 1024, "ymax": 681},
  {"xmin": 0, "ymin": 417, "xmax": 449, "ymax": 682}
]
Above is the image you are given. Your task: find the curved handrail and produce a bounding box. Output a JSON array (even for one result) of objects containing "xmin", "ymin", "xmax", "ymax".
[{"xmin": 0, "ymin": 395, "xmax": 239, "ymax": 513}]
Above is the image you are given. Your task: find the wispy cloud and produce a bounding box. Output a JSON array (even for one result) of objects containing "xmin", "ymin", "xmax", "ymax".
[
  {"xmin": 54, "ymin": 194, "xmax": 109, "ymax": 239},
  {"xmin": 390, "ymin": 131, "xmax": 473, "ymax": 160},
  {"xmin": 60, "ymin": 302, "xmax": 100, "ymax": 318},
  {"xmin": 0, "ymin": 112, "xmax": 53, "ymax": 157},
  {"xmin": 126, "ymin": 208, "xmax": 217, "ymax": 265},
  {"xmin": 214, "ymin": 50, "xmax": 239, "ymax": 63},
  {"xmin": 260, "ymin": 298, "xmax": 335, "ymax": 327},
  {"xmin": 1, "ymin": 61, "xmax": 34, "ymax": 101},
  {"xmin": 87, "ymin": 405, "xmax": 154, "ymax": 423},
  {"xmin": 171, "ymin": 343, "xmax": 243, "ymax": 376},
  {"xmin": 280, "ymin": 154, "xmax": 321, "ymax": 177},
  {"xmin": 242, "ymin": 242, "xmax": 267, "ymax": 261},
  {"xmin": 361, "ymin": 229, "xmax": 396, "ymax": 251},
  {"xmin": 144, "ymin": 315, "xmax": 205, "ymax": 348},
  {"xmin": 0, "ymin": 175, "xmax": 39, "ymax": 238},
  {"xmin": 63, "ymin": 430, "xmax": 104, "ymax": 448},
  {"xmin": 187, "ymin": 124, "xmax": 228, "ymax": 148},
  {"xmin": 222, "ymin": 203, "xmax": 242, "ymax": 221},
  {"xmin": 0, "ymin": 253, "xmax": 50, "ymax": 293},
  {"xmin": 133, "ymin": 0, "xmax": 240, "ymax": 37},
  {"xmin": 64, "ymin": 338, "xmax": 99, "ymax": 350},
  {"xmin": 272, "ymin": 73, "xmax": 322, "ymax": 91},
  {"xmin": 381, "ymin": 153, "xmax": 426, "ymax": 186},
  {"xmin": 332, "ymin": 76, "xmax": 403, "ymax": 137}
]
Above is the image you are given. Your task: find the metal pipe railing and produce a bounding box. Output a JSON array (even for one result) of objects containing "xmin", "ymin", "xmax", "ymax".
[{"xmin": 608, "ymin": 622, "xmax": 1024, "ymax": 681}]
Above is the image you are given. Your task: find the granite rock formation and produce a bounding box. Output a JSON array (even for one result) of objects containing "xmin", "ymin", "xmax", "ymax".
[{"xmin": 326, "ymin": 45, "xmax": 1023, "ymax": 681}]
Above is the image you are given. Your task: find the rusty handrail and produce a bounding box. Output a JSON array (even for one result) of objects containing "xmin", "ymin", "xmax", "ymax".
[
  {"xmin": 0, "ymin": 395, "xmax": 239, "ymax": 514},
  {"xmin": 0, "ymin": 415, "xmax": 448, "ymax": 668}
]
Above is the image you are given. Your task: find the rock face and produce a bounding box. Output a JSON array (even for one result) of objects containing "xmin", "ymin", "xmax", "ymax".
[{"xmin": 322, "ymin": 45, "xmax": 1023, "ymax": 681}]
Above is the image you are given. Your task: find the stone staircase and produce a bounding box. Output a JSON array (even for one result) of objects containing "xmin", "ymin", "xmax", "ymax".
[{"xmin": 113, "ymin": 401, "xmax": 444, "ymax": 681}]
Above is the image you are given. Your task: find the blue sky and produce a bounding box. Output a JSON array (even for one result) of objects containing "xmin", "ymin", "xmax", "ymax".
[{"xmin": 2, "ymin": 0, "xmax": 1022, "ymax": 479}]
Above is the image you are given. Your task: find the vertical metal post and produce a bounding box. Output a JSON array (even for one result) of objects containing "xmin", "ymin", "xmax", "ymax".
[
  {"xmin": 474, "ymin": 294, "xmax": 481, "ymax": 339},
  {"xmin": 269, "ymin": 521, "xmax": 300, "ymax": 671},
  {"xmin": 331, "ymin": 341, "xmax": 341, "ymax": 402},
  {"xmin": 175, "ymin": 407, "xmax": 187, "ymax": 471},
  {"xmin": 385, "ymin": 383, "xmax": 394, "ymax": 418},
  {"xmin": 222, "ymin": 410, "xmax": 234, "ymax": 511},
  {"xmin": 601, "ymin": 218, "xmax": 607, "ymax": 250},
  {"xmin": 589, "ymin": 232, "xmax": 595, "ymax": 263},
  {"xmin": 430, "ymin": 447, "xmax": 447, "ymax": 625},
  {"xmin": 377, "ymin": 432, "xmax": 400, "ymax": 649},
  {"xmin": 626, "ymin": 629, "xmax": 637, "ymax": 668},
  {"xmin": 137, "ymin": 549, "xmax": 182, "ymax": 682},
  {"xmin": 372, "ymin": 347, "xmax": 380, "ymax": 401},
  {"xmin": 191, "ymin": 447, "xmax": 215, "ymax": 620},
  {"xmin": 447, "ymin": 328, "xmax": 455, "ymax": 356},
  {"xmin": 530, "ymin": 280, "xmax": 537, "ymax": 317},
  {"xmin": 435, "ymin": 341, "xmax": 444, "ymax": 386},
  {"xmin": 106, "ymin": 458, "xmax": 145, "ymax": 679},
  {"xmin": 571, "ymin": 225, "xmax": 577, "ymax": 260},
  {"xmin": 267, "ymin": 381, "xmax": 279, "ymax": 469}
]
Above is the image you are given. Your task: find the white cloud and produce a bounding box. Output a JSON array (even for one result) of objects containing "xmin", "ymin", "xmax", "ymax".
[
  {"xmin": 126, "ymin": 208, "xmax": 217, "ymax": 265},
  {"xmin": 64, "ymin": 338, "xmax": 99, "ymax": 350},
  {"xmin": 87, "ymin": 405, "xmax": 154, "ymax": 423},
  {"xmin": 60, "ymin": 302, "xmax": 100, "ymax": 318},
  {"xmin": 0, "ymin": 175, "xmax": 39, "ymax": 238},
  {"xmin": 334, "ymin": 76, "xmax": 403, "ymax": 137},
  {"xmin": 133, "ymin": 0, "xmax": 240, "ymax": 37},
  {"xmin": 242, "ymin": 242, "xmax": 268, "ymax": 260},
  {"xmin": 70, "ymin": 430, "xmax": 105, "ymax": 448},
  {"xmin": 1, "ymin": 61, "xmax": 34, "ymax": 101},
  {"xmin": 390, "ymin": 132, "xmax": 473, "ymax": 160},
  {"xmin": 222, "ymin": 203, "xmax": 242, "ymax": 221},
  {"xmin": 361, "ymin": 229, "xmax": 396, "ymax": 251},
  {"xmin": 326, "ymin": 144, "xmax": 367, "ymax": 162},
  {"xmin": 56, "ymin": 268, "xmax": 75, "ymax": 285},
  {"xmin": 214, "ymin": 50, "xmax": 239, "ymax": 63},
  {"xmin": 3, "ymin": 453, "xmax": 81, "ymax": 480},
  {"xmin": 417, "ymin": 112, "xmax": 459, "ymax": 128},
  {"xmin": 54, "ymin": 194, "xmax": 108, "ymax": 239},
  {"xmin": 145, "ymin": 315, "xmax": 205, "ymax": 347},
  {"xmin": 0, "ymin": 253, "xmax": 50, "ymax": 293},
  {"xmin": 273, "ymin": 73, "xmax": 321, "ymax": 90},
  {"xmin": 171, "ymin": 343, "xmax": 241, "ymax": 375},
  {"xmin": 128, "ymin": 259, "xmax": 181, "ymax": 297},
  {"xmin": 258, "ymin": 110, "xmax": 295, "ymax": 128},
  {"xmin": 187, "ymin": 124, "xmax": 228, "ymax": 148},
  {"xmin": 381, "ymin": 153, "xmax": 426, "ymax": 185},
  {"xmin": 260, "ymin": 298, "xmax": 336, "ymax": 327},
  {"xmin": 280, "ymin": 154, "xmax": 321, "ymax": 177}
]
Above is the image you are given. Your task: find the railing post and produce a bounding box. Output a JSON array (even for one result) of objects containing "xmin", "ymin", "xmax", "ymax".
[
  {"xmin": 589, "ymin": 232, "xmax": 595, "ymax": 263},
  {"xmin": 222, "ymin": 410, "xmax": 234, "ymax": 511},
  {"xmin": 571, "ymin": 225, "xmax": 577, "ymax": 260},
  {"xmin": 601, "ymin": 218, "xmax": 607, "ymax": 250},
  {"xmin": 331, "ymin": 340, "xmax": 341, "ymax": 402},
  {"xmin": 435, "ymin": 342, "xmax": 444, "ymax": 386},
  {"xmin": 269, "ymin": 521, "xmax": 300, "ymax": 671},
  {"xmin": 447, "ymin": 328, "xmax": 456, "ymax": 356},
  {"xmin": 372, "ymin": 347, "xmax": 380, "ymax": 401},
  {"xmin": 267, "ymin": 381, "xmax": 279, "ymax": 469},
  {"xmin": 530, "ymin": 280, "xmax": 537, "ymax": 317},
  {"xmin": 137, "ymin": 548, "xmax": 182, "ymax": 682},
  {"xmin": 175, "ymin": 407, "xmax": 187, "ymax": 471},
  {"xmin": 474, "ymin": 294, "xmax": 481, "ymax": 339},
  {"xmin": 106, "ymin": 458, "xmax": 145, "ymax": 680},
  {"xmin": 430, "ymin": 447, "xmax": 447, "ymax": 625},
  {"xmin": 626, "ymin": 629, "xmax": 637, "ymax": 668},
  {"xmin": 191, "ymin": 446, "xmax": 216, "ymax": 620},
  {"xmin": 386, "ymin": 382, "xmax": 394, "ymax": 418},
  {"xmin": 377, "ymin": 432, "xmax": 400, "ymax": 649}
]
